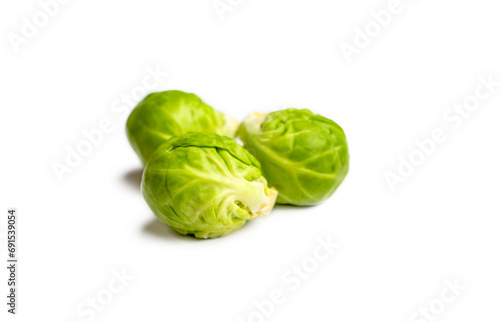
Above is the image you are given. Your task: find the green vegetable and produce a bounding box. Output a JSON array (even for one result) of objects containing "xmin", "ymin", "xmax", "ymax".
[
  {"xmin": 141, "ymin": 132, "xmax": 278, "ymax": 238},
  {"xmin": 126, "ymin": 90, "xmax": 238, "ymax": 164},
  {"xmin": 238, "ymin": 108, "xmax": 349, "ymax": 206}
]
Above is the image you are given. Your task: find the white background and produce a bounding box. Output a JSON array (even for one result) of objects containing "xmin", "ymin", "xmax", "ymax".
[{"xmin": 1, "ymin": 0, "xmax": 500, "ymax": 321}]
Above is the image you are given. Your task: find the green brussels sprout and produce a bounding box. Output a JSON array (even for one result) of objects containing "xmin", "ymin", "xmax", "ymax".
[
  {"xmin": 126, "ymin": 90, "xmax": 238, "ymax": 163},
  {"xmin": 141, "ymin": 132, "xmax": 278, "ymax": 238},
  {"xmin": 238, "ymin": 108, "xmax": 349, "ymax": 206}
]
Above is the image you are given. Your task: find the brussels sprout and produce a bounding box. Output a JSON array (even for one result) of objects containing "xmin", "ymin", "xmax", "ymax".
[
  {"xmin": 141, "ymin": 132, "xmax": 278, "ymax": 238},
  {"xmin": 238, "ymin": 108, "xmax": 349, "ymax": 206},
  {"xmin": 126, "ymin": 90, "xmax": 238, "ymax": 163}
]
